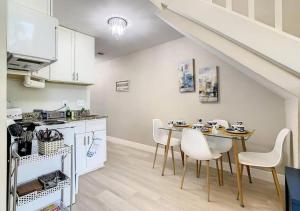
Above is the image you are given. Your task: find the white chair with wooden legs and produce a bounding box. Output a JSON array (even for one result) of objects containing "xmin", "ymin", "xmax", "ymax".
[
  {"xmin": 206, "ymin": 120, "xmax": 233, "ymax": 175},
  {"xmin": 238, "ymin": 128, "xmax": 290, "ymax": 209},
  {"xmin": 152, "ymin": 119, "xmax": 181, "ymax": 175},
  {"xmin": 180, "ymin": 128, "xmax": 222, "ymax": 202}
]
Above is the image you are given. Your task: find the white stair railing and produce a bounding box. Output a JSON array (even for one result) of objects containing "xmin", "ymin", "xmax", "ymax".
[{"xmin": 210, "ymin": 0, "xmax": 284, "ymax": 33}]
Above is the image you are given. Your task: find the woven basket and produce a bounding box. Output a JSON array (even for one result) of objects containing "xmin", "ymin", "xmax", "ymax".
[{"xmin": 38, "ymin": 140, "xmax": 64, "ymax": 155}]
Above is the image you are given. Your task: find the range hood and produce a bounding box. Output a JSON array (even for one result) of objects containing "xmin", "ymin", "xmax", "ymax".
[{"xmin": 7, "ymin": 1, "xmax": 58, "ymax": 72}]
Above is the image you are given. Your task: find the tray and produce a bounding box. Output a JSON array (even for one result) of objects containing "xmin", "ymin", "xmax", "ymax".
[
  {"xmin": 174, "ymin": 124, "xmax": 190, "ymax": 128},
  {"xmin": 17, "ymin": 177, "xmax": 70, "ymax": 206},
  {"xmin": 225, "ymin": 129, "xmax": 249, "ymax": 134}
]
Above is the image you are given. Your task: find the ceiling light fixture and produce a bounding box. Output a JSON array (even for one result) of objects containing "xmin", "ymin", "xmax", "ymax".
[{"xmin": 107, "ymin": 17, "xmax": 128, "ymax": 40}]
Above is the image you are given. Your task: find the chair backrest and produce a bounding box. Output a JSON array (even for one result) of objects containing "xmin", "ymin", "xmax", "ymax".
[
  {"xmin": 152, "ymin": 119, "xmax": 166, "ymax": 143},
  {"xmin": 181, "ymin": 128, "xmax": 213, "ymax": 160},
  {"xmin": 207, "ymin": 120, "xmax": 232, "ymax": 152},
  {"xmin": 270, "ymin": 128, "xmax": 290, "ymax": 166},
  {"xmin": 212, "ymin": 119, "xmax": 230, "ymax": 129}
]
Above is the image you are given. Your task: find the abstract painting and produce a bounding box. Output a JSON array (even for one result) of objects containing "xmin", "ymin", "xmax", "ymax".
[
  {"xmin": 178, "ymin": 59, "xmax": 195, "ymax": 93},
  {"xmin": 116, "ymin": 80, "xmax": 129, "ymax": 92},
  {"xmin": 198, "ymin": 66, "xmax": 219, "ymax": 102}
]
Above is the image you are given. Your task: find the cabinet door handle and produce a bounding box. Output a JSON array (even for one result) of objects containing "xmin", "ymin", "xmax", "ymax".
[
  {"xmin": 76, "ymin": 73, "xmax": 79, "ymax": 81},
  {"xmin": 87, "ymin": 136, "xmax": 90, "ymax": 145},
  {"xmin": 84, "ymin": 136, "xmax": 86, "ymax": 146},
  {"xmin": 72, "ymin": 72, "xmax": 75, "ymax": 81}
]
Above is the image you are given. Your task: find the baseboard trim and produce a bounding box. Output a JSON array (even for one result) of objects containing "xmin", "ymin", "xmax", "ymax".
[{"xmin": 107, "ymin": 136, "xmax": 285, "ymax": 185}]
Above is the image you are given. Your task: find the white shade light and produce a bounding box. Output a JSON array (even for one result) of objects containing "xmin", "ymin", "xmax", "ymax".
[{"xmin": 107, "ymin": 17, "xmax": 128, "ymax": 40}]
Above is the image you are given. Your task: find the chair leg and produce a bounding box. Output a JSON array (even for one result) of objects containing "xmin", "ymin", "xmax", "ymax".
[
  {"xmin": 237, "ymin": 164, "xmax": 244, "ymax": 200},
  {"xmin": 271, "ymin": 167, "xmax": 283, "ymax": 209},
  {"xmin": 241, "ymin": 140, "xmax": 253, "ymax": 183},
  {"xmin": 216, "ymin": 159, "xmax": 221, "ymax": 186},
  {"xmin": 220, "ymin": 156, "xmax": 224, "ymax": 186},
  {"xmin": 206, "ymin": 160, "xmax": 210, "ymax": 202},
  {"xmin": 198, "ymin": 161, "xmax": 202, "ymax": 178},
  {"xmin": 180, "ymin": 155, "xmax": 188, "ymax": 189},
  {"xmin": 196, "ymin": 160, "xmax": 199, "ymax": 177},
  {"xmin": 180, "ymin": 147, "xmax": 184, "ymax": 167},
  {"xmin": 171, "ymin": 146, "xmax": 176, "ymax": 175},
  {"xmin": 152, "ymin": 143, "xmax": 159, "ymax": 168},
  {"xmin": 227, "ymin": 152, "xmax": 233, "ymax": 175}
]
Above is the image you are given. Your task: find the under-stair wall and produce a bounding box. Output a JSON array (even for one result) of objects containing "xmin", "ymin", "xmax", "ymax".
[{"xmin": 150, "ymin": 0, "xmax": 300, "ymax": 168}]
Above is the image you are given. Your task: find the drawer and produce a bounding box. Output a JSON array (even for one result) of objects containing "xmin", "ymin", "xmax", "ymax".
[
  {"xmin": 68, "ymin": 121, "xmax": 86, "ymax": 134},
  {"xmin": 85, "ymin": 118, "xmax": 106, "ymax": 132}
]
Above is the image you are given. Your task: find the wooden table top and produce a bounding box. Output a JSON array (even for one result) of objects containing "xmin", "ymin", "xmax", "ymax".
[{"xmin": 159, "ymin": 125, "xmax": 255, "ymax": 140}]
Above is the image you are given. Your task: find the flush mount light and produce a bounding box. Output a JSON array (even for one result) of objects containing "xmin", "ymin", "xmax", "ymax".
[{"xmin": 107, "ymin": 17, "xmax": 128, "ymax": 40}]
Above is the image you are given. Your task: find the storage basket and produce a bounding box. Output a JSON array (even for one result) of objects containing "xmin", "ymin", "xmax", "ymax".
[{"xmin": 38, "ymin": 139, "xmax": 63, "ymax": 155}]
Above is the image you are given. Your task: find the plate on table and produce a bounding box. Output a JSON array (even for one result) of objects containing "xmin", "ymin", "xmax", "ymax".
[
  {"xmin": 225, "ymin": 128, "xmax": 248, "ymax": 134},
  {"xmin": 174, "ymin": 124, "xmax": 190, "ymax": 128}
]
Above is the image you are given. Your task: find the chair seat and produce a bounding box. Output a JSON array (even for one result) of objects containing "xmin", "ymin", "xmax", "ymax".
[
  {"xmin": 238, "ymin": 152, "xmax": 276, "ymax": 168},
  {"xmin": 155, "ymin": 137, "xmax": 181, "ymax": 146},
  {"xmin": 188, "ymin": 151, "xmax": 221, "ymax": 161}
]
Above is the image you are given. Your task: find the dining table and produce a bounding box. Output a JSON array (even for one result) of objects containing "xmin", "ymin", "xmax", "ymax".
[{"xmin": 159, "ymin": 125, "xmax": 255, "ymax": 207}]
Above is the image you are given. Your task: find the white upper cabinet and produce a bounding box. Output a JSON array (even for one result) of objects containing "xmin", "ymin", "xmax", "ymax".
[
  {"xmin": 13, "ymin": 0, "xmax": 51, "ymax": 15},
  {"xmin": 11, "ymin": 0, "xmax": 52, "ymax": 80},
  {"xmin": 50, "ymin": 26, "xmax": 75, "ymax": 82},
  {"xmin": 74, "ymin": 32, "xmax": 95, "ymax": 84},
  {"xmin": 49, "ymin": 27, "xmax": 95, "ymax": 84}
]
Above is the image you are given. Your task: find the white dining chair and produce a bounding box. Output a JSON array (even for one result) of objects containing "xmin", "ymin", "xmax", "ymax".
[
  {"xmin": 180, "ymin": 128, "xmax": 222, "ymax": 202},
  {"xmin": 238, "ymin": 128, "xmax": 290, "ymax": 207},
  {"xmin": 192, "ymin": 119, "xmax": 233, "ymax": 186},
  {"xmin": 152, "ymin": 119, "xmax": 181, "ymax": 175}
]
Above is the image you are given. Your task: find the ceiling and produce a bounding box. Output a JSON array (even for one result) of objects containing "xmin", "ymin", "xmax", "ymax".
[{"xmin": 53, "ymin": 0, "xmax": 183, "ymax": 61}]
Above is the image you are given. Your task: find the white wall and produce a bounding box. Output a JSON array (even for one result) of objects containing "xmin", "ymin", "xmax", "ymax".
[
  {"xmin": 0, "ymin": 0, "xmax": 7, "ymax": 209},
  {"xmin": 7, "ymin": 79, "xmax": 90, "ymax": 112},
  {"xmin": 91, "ymin": 37, "xmax": 286, "ymax": 169}
]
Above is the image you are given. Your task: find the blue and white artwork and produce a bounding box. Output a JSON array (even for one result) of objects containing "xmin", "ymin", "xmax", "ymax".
[
  {"xmin": 178, "ymin": 59, "xmax": 195, "ymax": 93},
  {"xmin": 198, "ymin": 66, "xmax": 219, "ymax": 102}
]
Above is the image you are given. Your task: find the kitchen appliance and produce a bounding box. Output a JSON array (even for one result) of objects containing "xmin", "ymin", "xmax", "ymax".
[
  {"xmin": 38, "ymin": 111, "xmax": 66, "ymax": 120},
  {"xmin": 7, "ymin": 1, "xmax": 58, "ymax": 72},
  {"xmin": 7, "ymin": 108, "xmax": 22, "ymax": 121}
]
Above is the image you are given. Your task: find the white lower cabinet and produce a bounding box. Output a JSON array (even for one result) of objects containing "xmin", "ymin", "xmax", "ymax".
[
  {"xmin": 75, "ymin": 133, "xmax": 87, "ymax": 176},
  {"xmin": 75, "ymin": 119, "xmax": 107, "ymax": 176},
  {"xmin": 86, "ymin": 130, "xmax": 107, "ymax": 172}
]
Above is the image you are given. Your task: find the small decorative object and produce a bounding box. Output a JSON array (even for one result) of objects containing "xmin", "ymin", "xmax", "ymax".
[
  {"xmin": 198, "ymin": 66, "xmax": 219, "ymax": 102},
  {"xmin": 175, "ymin": 120, "xmax": 187, "ymax": 126},
  {"xmin": 41, "ymin": 204, "xmax": 61, "ymax": 211},
  {"xmin": 178, "ymin": 59, "xmax": 195, "ymax": 93},
  {"xmin": 116, "ymin": 80, "xmax": 129, "ymax": 92},
  {"xmin": 212, "ymin": 125, "xmax": 218, "ymax": 134},
  {"xmin": 36, "ymin": 129, "xmax": 64, "ymax": 155},
  {"xmin": 192, "ymin": 123, "xmax": 203, "ymax": 129},
  {"xmin": 168, "ymin": 121, "xmax": 174, "ymax": 127}
]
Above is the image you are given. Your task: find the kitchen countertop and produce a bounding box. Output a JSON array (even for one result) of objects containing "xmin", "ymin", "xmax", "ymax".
[
  {"xmin": 63, "ymin": 115, "xmax": 108, "ymax": 122},
  {"xmin": 18, "ymin": 114, "xmax": 108, "ymax": 126}
]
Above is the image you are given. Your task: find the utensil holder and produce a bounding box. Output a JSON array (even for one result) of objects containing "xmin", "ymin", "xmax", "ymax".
[{"xmin": 16, "ymin": 138, "xmax": 32, "ymax": 157}]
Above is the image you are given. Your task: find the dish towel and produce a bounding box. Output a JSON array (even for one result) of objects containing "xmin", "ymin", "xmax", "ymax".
[{"xmin": 87, "ymin": 136, "xmax": 102, "ymax": 157}]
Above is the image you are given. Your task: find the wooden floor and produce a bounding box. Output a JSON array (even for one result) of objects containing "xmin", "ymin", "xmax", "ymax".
[{"xmin": 73, "ymin": 142, "xmax": 281, "ymax": 211}]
